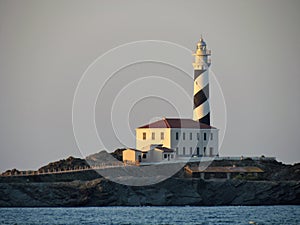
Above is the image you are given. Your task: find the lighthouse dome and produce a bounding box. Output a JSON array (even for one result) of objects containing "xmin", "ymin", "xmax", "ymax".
[{"xmin": 199, "ymin": 38, "xmax": 206, "ymax": 46}]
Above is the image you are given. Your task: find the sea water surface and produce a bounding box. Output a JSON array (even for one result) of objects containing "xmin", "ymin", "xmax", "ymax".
[{"xmin": 0, "ymin": 206, "xmax": 299, "ymax": 225}]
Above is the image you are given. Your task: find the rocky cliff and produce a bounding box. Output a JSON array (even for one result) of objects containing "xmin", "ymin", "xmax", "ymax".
[
  {"xmin": 0, "ymin": 178, "xmax": 299, "ymax": 207},
  {"xmin": 1, "ymin": 156, "xmax": 299, "ymax": 207}
]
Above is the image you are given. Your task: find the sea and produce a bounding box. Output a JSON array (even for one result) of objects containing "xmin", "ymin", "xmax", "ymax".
[{"xmin": 0, "ymin": 206, "xmax": 299, "ymax": 225}]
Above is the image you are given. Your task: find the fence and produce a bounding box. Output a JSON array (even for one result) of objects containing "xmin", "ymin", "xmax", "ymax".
[{"xmin": 0, "ymin": 162, "xmax": 131, "ymax": 177}]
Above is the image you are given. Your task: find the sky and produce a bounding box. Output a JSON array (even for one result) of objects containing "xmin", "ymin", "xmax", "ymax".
[{"xmin": 0, "ymin": 0, "xmax": 300, "ymax": 172}]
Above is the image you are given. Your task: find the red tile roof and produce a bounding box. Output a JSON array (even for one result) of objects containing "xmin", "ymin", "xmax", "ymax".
[
  {"xmin": 155, "ymin": 146, "xmax": 174, "ymax": 152},
  {"xmin": 137, "ymin": 118, "xmax": 216, "ymax": 129}
]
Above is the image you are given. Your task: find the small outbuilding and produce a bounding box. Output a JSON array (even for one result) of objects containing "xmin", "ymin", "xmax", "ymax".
[
  {"xmin": 141, "ymin": 145, "xmax": 175, "ymax": 163},
  {"xmin": 185, "ymin": 166, "xmax": 264, "ymax": 180},
  {"xmin": 123, "ymin": 148, "xmax": 143, "ymax": 165},
  {"xmin": 123, "ymin": 145, "xmax": 175, "ymax": 164}
]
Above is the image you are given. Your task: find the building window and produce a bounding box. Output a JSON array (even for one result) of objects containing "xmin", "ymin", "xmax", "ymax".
[
  {"xmin": 190, "ymin": 132, "xmax": 192, "ymax": 140},
  {"xmin": 190, "ymin": 147, "xmax": 193, "ymax": 155},
  {"xmin": 176, "ymin": 132, "xmax": 179, "ymax": 140},
  {"xmin": 183, "ymin": 132, "xmax": 185, "ymax": 140},
  {"xmin": 151, "ymin": 132, "xmax": 155, "ymax": 140},
  {"xmin": 183, "ymin": 147, "xmax": 185, "ymax": 155},
  {"xmin": 204, "ymin": 132, "xmax": 207, "ymax": 141},
  {"xmin": 164, "ymin": 154, "xmax": 167, "ymax": 159},
  {"xmin": 210, "ymin": 133, "xmax": 213, "ymax": 140},
  {"xmin": 197, "ymin": 133, "xmax": 200, "ymax": 140},
  {"xmin": 161, "ymin": 132, "xmax": 164, "ymax": 140},
  {"xmin": 203, "ymin": 147, "xmax": 206, "ymax": 156},
  {"xmin": 142, "ymin": 153, "xmax": 147, "ymax": 159},
  {"xmin": 143, "ymin": 132, "xmax": 146, "ymax": 140}
]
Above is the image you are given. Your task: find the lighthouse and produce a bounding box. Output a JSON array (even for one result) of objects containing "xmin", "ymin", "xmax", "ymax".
[
  {"xmin": 192, "ymin": 37, "xmax": 211, "ymax": 125},
  {"xmin": 131, "ymin": 37, "xmax": 219, "ymax": 162}
]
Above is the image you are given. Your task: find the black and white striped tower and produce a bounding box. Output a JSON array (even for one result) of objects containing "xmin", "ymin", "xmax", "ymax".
[{"xmin": 193, "ymin": 37, "xmax": 211, "ymax": 125}]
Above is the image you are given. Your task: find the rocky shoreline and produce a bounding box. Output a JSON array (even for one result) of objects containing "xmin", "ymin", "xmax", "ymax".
[
  {"xmin": 0, "ymin": 178, "xmax": 299, "ymax": 207},
  {"xmin": 1, "ymin": 154, "xmax": 299, "ymax": 207}
]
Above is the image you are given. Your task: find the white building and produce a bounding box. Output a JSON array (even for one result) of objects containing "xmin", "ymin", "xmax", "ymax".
[
  {"xmin": 136, "ymin": 118, "xmax": 219, "ymax": 158},
  {"xmin": 123, "ymin": 38, "xmax": 219, "ymax": 163}
]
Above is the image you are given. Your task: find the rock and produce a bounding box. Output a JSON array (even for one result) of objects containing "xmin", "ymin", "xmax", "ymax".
[
  {"xmin": 1, "ymin": 157, "xmax": 299, "ymax": 206},
  {"xmin": 38, "ymin": 156, "xmax": 90, "ymax": 173},
  {"xmin": 1, "ymin": 168, "xmax": 20, "ymax": 176},
  {"xmin": 0, "ymin": 178, "xmax": 299, "ymax": 207},
  {"xmin": 111, "ymin": 148, "xmax": 126, "ymax": 161},
  {"xmin": 85, "ymin": 150, "xmax": 123, "ymax": 167}
]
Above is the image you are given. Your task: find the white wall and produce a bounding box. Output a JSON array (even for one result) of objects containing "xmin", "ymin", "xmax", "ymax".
[
  {"xmin": 136, "ymin": 128, "xmax": 170, "ymax": 150},
  {"xmin": 161, "ymin": 152, "xmax": 176, "ymax": 161},
  {"xmin": 170, "ymin": 128, "xmax": 219, "ymax": 157}
]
